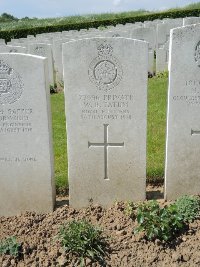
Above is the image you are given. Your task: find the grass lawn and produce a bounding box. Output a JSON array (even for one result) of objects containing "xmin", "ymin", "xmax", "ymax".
[
  {"xmin": 147, "ymin": 73, "xmax": 168, "ymax": 182},
  {"xmin": 0, "ymin": 10, "xmax": 149, "ymax": 31},
  {"xmin": 51, "ymin": 93, "xmax": 68, "ymax": 190},
  {"xmin": 51, "ymin": 74, "xmax": 168, "ymax": 189}
]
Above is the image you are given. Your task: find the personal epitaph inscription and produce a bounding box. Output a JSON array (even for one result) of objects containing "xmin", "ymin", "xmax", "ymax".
[
  {"xmin": 88, "ymin": 124, "xmax": 124, "ymax": 180},
  {"xmin": 165, "ymin": 24, "xmax": 200, "ymax": 199},
  {"xmin": 0, "ymin": 60, "xmax": 23, "ymax": 105},
  {"xmin": 88, "ymin": 42, "xmax": 123, "ymax": 91},
  {"xmin": 63, "ymin": 38, "xmax": 148, "ymax": 208}
]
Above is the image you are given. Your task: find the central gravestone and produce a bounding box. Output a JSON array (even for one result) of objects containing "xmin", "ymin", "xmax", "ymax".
[
  {"xmin": 63, "ymin": 38, "xmax": 148, "ymax": 208},
  {"xmin": 0, "ymin": 53, "xmax": 55, "ymax": 216}
]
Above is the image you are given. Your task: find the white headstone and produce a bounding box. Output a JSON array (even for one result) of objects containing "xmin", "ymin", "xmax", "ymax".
[
  {"xmin": 53, "ymin": 38, "xmax": 74, "ymax": 86},
  {"xmin": 131, "ymin": 27, "xmax": 156, "ymax": 74},
  {"xmin": 165, "ymin": 24, "xmax": 200, "ymax": 199},
  {"xmin": 0, "ymin": 53, "xmax": 55, "ymax": 216},
  {"xmin": 144, "ymin": 20, "xmax": 162, "ymax": 30},
  {"xmin": 27, "ymin": 35, "xmax": 35, "ymax": 41},
  {"xmin": 105, "ymin": 30, "xmax": 130, "ymax": 38},
  {"xmin": 183, "ymin": 17, "xmax": 200, "ymax": 26},
  {"xmin": 156, "ymin": 21, "xmax": 183, "ymax": 72},
  {"xmin": 0, "ymin": 45, "xmax": 27, "ymax": 53},
  {"xmin": 0, "ymin": 39, "xmax": 5, "ymax": 45},
  {"xmin": 28, "ymin": 43, "xmax": 54, "ymax": 86},
  {"xmin": 63, "ymin": 37, "xmax": 148, "ymax": 208}
]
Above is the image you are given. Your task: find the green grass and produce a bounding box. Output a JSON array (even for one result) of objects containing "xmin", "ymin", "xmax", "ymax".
[
  {"xmin": 184, "ymin": 2, "xmax": 200, "ymax": 9},
  {"xmin": 1, "ymin": 1, "xmax": 200, "ymax": 31},
  {"xmin": 0, "ymin": 10, "xmax": 149, "ymax": 31},
  {"xmin": 147, "ymin": 74, "xmax": 168, "ymax": 182},
  {"xmin": 51, "ymin": 74, "xmax": 168, "ymax": 188},
  {"xmin": 162, "ymin": 1, "xmax": 200, "ymax": 12},
  {"xmin": 51, "ymin": 93, "xmax": 68, "ymax": 189}
]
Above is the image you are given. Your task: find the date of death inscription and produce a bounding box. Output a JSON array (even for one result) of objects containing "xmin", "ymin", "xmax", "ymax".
[{"xmin": 0, "ymin": 156, "xmax": 36, "ymax": 163}]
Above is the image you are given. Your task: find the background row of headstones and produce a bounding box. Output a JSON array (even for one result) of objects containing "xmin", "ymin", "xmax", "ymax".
[
  {"xmin": 0, "ymin": 19, "xmax": 200, "ymax": 216},
  {"xmin": 1, "ymin": 16, "xmax": 200, "ymax": 88}
]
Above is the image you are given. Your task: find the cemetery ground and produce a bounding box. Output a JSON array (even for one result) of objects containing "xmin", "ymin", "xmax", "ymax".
[{"xmin": 1, "ymin": 73, "xmax": 200, "ymax": 267}]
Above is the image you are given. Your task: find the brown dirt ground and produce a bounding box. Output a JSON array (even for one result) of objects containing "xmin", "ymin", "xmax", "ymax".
[{"xmin": 0, "ymin": 186, "xmax": 200, "ymax": 267}]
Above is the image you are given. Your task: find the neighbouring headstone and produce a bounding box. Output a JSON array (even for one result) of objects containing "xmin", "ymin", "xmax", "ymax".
[
  {"xmin": 183, "ymin": 17, "xmax": 200, "ymax": 26},
  {"xmin": 105, "ymin": 30, "xmax": 130, "ymax": 38},
  {"xmin": 0, "ymin": 45, "xmax": 27, "ymax": 53},
  {"xmin": 144, "ymin": 20, "xmax": 162, "ymax": 30},
  {"xmin": 28, "ymin": 43, "xmax": 54, "ymax": 86},
  {"xmin": 0, "ymin": 53, "xmax": 55, "ymax": 216},
  {"xmin": 156, "ymin": 21, "xmax": 183, "ymax": 72},
  {"xmin": 131, "ymin": 27, "xmax": 156, "ymax": 74},
  {"xmin": 63, "ymin": 37, "xmax": 148, "ymax": 208},
  {"xmin": 27, "ymin": 35, "xmax": 35, "ymax": 41},
  {"xmin": 165, "ymin": 24, "xmax": 200, "ymax": 199},
  {"xmin": 53, "ymin": 38, "xmax": 74, "ymax": 86},
  {"xmin": 0, "ymin": 39, "xmax": 5, "ymax": 45}
]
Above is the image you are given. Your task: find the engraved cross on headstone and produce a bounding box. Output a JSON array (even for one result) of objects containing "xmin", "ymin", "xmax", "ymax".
[
  {"xmin": 191, "ymin": 129, "xmax": 200, "ymax": 135},
  {"xmin": 88, "ymin": 124, "xmax": 124, "ymax": 180}
]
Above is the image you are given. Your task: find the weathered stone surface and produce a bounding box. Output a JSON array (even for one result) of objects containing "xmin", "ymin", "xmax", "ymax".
[
  {"xmin": 0, "ymin": 39, "xmax": 5, "ymax": 45},
  {"xmin": 63, "ymin": 37, "xmax": 148, "ymax": 208},
  {"xmin": 28, "ymin": 43, "xmax": 54, "ymax": 86},
  {"xmin": 131, "ymin": 27, "xmax": 156, "ymax": 74},
  {"xmin": 0, "ymin": 53, "xmax": 55, "ymax": 216},
  {"xmin": 156, "ymin": 21, "xmax": 183, "ymax": 72},
  {"xmin": 183, "ymin": 17, "xmax": 200, "ymax": 26},
  {"xmin": 105, "ymin": 31, "xmax": 130, "ymax": 38},
  {"xmin": 0, "ymin": 45, "xmax": 27, "ymax": 53},
  {"xmin": 53, "ymin": 38, "xmax": 74, "ymax": 86},
  {"xmin": 165, "ymin": 24, "xmax": 200, "ymax": 199}
]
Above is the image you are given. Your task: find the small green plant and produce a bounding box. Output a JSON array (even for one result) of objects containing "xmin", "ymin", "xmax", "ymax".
[
  {"xmin": 175, "ymin": 195, "xmax": 200, "ymax": 222},
  {"xmin": 134, "ymin": 200, "xmax": 185, "ymax": 241},
  {"xmin": 57, "ymin": 220, "xmax": 108, "ymax": 267},
  {"xmin": 0, "ymin": 236, "xmax": 21, "ymax": 257},
  {"xmin": 124, "ymin": 201, "xmax": 136, "ymax": 219}
]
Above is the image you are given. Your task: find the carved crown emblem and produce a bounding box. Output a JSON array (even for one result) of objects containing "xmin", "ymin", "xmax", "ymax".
[
  {"xmin": 97, "ymin": 43, "xmax": 113, "ymax": 57},
  {"xmin": 0, "ymin": 60, "xmax": 12, "ymax": 75}
]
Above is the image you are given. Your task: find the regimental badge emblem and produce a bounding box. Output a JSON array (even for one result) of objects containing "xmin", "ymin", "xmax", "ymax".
[
  {"xmin": 88, "ymin": 42, "xmax": 123, "ymax": 91},
  {"xmin": 0, "ymin": 60, "xmax": 24, "ymax": 105},
  {"xmin": 194, "ymin": 41, "xmax": 200, "ymax": 67}
]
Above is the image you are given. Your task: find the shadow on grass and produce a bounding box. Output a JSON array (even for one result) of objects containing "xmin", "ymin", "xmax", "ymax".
[
  {"xmin": 146, "ymin": 190, "xmax": 164, "ymax": 200},
  {"xmin": 56, "ymin": 198, "xmax": 69, "ymax": 208}
]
